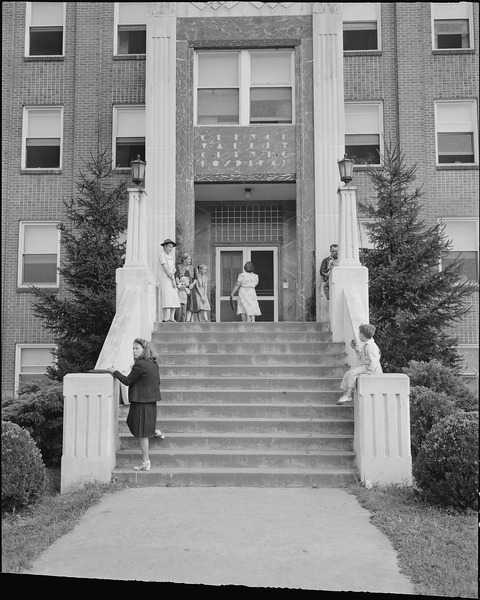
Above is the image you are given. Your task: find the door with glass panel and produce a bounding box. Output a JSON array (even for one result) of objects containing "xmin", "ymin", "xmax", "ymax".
[{"xmin": 215, "ymin": 247, "xmax": 278, "ymax": 322}]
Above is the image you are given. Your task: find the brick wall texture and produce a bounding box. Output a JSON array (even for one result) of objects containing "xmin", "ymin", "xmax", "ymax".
[{"xmin": 2, "ymin": 2, "xmax": 478, "ymax": 395}]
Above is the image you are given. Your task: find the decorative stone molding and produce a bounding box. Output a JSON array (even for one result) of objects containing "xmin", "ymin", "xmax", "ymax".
[{"xmin": 173, "ymin": 2, "xmax": 312, "ymax": 17}]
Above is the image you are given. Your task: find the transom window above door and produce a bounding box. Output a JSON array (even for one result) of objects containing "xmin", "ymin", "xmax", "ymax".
[{"xmin": 195, "ymin": 49, "xmax": 294, "ymax": 126}]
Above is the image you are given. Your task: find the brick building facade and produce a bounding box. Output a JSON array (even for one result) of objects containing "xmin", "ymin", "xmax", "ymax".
[{"xmin": 1, "ymin": 2, "xmax": 478, "ymax": 396}]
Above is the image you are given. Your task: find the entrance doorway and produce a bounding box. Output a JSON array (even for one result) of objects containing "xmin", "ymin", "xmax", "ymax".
[{"xmin": 215, "ymin": 247, "xmax": 278, "ymax": 322}]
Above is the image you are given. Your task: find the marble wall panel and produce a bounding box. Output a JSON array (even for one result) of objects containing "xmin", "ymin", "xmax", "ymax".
[
  {"xmin": 177, "ymin": 16, "xmax": 312, "ymax": 43},
  {"xmin": 280, "ymin": 200, "xmax": 297, "ymax": 321},
  {"xmin": 296, "ymin": 177, "xmax": 316, "ymax": 320}
]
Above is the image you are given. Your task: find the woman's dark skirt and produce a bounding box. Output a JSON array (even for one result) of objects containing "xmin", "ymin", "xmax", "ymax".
[{"xmin": 126, "ymin": 402, "xmax": 157, "ymax": 438}]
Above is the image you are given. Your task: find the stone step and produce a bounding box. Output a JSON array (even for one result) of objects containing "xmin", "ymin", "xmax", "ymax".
[
  {"xmin": 154, "ymin": 342, "xmax": 340, "ymax": 354},
  {"xmin": 111, "ymin": 467, "xmax": 357, "ymax": 488},
  {"xmin": 116, "ymin": 320, "xmax": 355, "ymax": 487},
  {"xmin": 147, "ymin": 390, "xmax": 345, "ymax": 403},
  {"xmin": 119, "ymin": 432, "xmax": 354, "ymax": 451},
  {"xmin": 118, "ymin": 418, "xmax": 354, "ymax": 434},
  {"xmin": 158, "ymin": 365, "xmax": 347, "ymax": 378},
  {"xmin": 115, "ymin": 448, "xmax": 355, "ymax": 469},
  {"xmin": 154, "ymin": 322, "xmax": 331, "ymax": 333},
  {"xmin": 157, "ymin": 352, "xmax": 346, "ymax": 366},
  {"xmin": 153, "ymin": 331, "xmax": 333, "ymax": 343},
  {"xmin": 160, "ymin": 376, "xmax": 344, "ymax": 390},
  {"xmin": 120, "ymin": 403, "xmax": 353, "ymax": 419}
]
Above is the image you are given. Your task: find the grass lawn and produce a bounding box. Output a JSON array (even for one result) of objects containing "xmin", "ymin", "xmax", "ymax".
[{"xmin": 349, "ymin": 484, "xmax": 478, "ymax": 598}]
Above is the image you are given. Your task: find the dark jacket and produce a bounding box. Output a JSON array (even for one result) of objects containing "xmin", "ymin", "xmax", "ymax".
[
  {"xmin": 320, "ymin": 255, "xmax": 334, "ymax": 282},
  {"xmin": 113, "ymin": 358, "xmax": 161, "ymax": 403}
]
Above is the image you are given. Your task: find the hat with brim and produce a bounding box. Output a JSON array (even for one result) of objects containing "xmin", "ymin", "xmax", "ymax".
[{"xmin": 161, "ymin": 239, "xmax": 177, "ymax": 247}]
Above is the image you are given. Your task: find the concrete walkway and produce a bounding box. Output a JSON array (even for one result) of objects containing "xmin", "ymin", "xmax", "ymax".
[{"xmin": 23, "ymin": 487, "xmax": 416, "ymax": 594}]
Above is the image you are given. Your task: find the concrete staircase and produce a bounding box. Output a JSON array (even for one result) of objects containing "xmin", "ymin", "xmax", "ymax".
[{"xmin": 112, "ymin": 322, "xmax": 357, "ymax": 487}]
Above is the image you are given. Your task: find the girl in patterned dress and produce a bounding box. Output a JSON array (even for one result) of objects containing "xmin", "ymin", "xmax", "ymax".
[
  {"xmin": 193, "ymin": 264, "xmax": 211, "ymax": 322},
  {"xmin": 230, "ymin": 261, "xmax": 261, "ymax": 322}
]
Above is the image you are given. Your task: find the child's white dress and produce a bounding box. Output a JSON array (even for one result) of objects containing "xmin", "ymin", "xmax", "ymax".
[{"xmin": 236, "ymin": 272, "xmax": 261, "ymax": 317}]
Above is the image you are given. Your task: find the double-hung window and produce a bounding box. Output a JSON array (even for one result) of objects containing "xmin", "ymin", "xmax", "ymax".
[
  {"xmin": 22, "ymin": 107, "xmax": 63, "ymax": 169},
  {"xmin": 435, "ymin": 100, "xmax": 477, "ymax": 164},
  {"xmin": 345, "ymin": 102, "xmax": 382, "ymax": 164},
  {"xmin": 432, "ymin": 2, "xmax": 474, "ymax": 50},
  {"xmin": 440, "ymin": 219, "xmax": 479, "ymax": 282},
  {"xmin": 195, "ymin": 49, "xmax": 294, "ymax": 126},
  {"xmin": 343, "ymin": 3, "xmax": 381, "ymax": 51},
  {"xmin": 15, "ymin": 345, "xmax": 56, "ymax": 390},
  {"xmin": 18, "ymin": 222, "xmax": 60, "ymax": 288},
  {"xmin": 113, "ymin": 106, "xmax": 145, "ymax": 168},
  {"xmin": 114, "ymin": 2, "xmax": 147, "ymax": 55},
  {"xmin": 25, "ymin": 2, "xmax": 65, "ymax": 57}
]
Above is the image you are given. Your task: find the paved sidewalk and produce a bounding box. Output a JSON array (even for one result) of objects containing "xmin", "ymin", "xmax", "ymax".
[{"xmin": 23, "ymin": 487, "xmax": 416, "ymax": 594}]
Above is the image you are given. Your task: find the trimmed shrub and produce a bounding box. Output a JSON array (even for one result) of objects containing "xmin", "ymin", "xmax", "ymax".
[
  {"xmin": 413, "ymin": 412, "xmax": 479, "ymax": 511},
  {"xmin": 2, "ymin": 421, "xmax": 46, "ymax": 512},
  {"xmin": 403, "ymin": 359, "xmax": 478, "ymax": 412},
  {"xmin": 1, "ymin": 378, "xmax": 64, "ymax": 467},
  {"xmin": 409, "ymin": 386, "xmax": 459, "ymax": 461}
]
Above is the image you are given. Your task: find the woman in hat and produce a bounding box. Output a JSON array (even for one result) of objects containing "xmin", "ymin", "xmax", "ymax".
[{"xmin": 159, "ymin": 239, "xmax": 180, "ymax": 322}]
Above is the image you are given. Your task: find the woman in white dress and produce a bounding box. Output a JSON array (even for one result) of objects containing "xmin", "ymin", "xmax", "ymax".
[
  {"xmin": 230, "ymin": 261, "xmax": 262, "ymax": 322},
  {"xmin": 159, "ymin": 239, "xmax": 180, "ymax": 322}
]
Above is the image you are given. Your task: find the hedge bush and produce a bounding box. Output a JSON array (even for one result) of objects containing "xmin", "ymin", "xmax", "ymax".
[
  {"xmin": 2, "ymin": 421, "xmax": 46, "ymax": 513},
  {"xmin": 403, "ymin": 359, "xmax": 478, "ymax": 412},
  {"xmin": 413, "ymin": 411, "xmax": 479, "ymax": 511},
  {"xmin": 1, "ymin": 378, "xmax": 64, "ymax": 467},
  {"xmin": 409, "ymin": 386, "xmax": 459, "ymax": 460}
]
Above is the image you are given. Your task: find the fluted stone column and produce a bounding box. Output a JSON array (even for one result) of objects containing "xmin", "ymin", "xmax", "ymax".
[
  {"xmin": 312, "ymin": 3, "xmax": 345, "ymax": 321},
  {"xmin": 124, "ymin": 187, "xmax": 148, "ymax": 267},
  {"xmin": 146, "ymin": 3, "xmax": 177, "ymax": 281},
  {"xmin": 330, "ymin": 184, "xmax": 369, "ymax": 339},
  {"xmin": 337, "ymin": 184, "xmax": 361, "ymax": 267}
]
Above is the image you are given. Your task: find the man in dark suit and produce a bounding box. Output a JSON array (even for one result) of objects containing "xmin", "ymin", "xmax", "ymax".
[{"xmin": 320, "ymin": 243, "xmax": 338, "ymax": 301}]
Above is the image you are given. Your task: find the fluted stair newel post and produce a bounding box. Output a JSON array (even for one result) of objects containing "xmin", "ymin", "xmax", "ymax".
[
  {"xmin": 116, "ymin": 184, "xmax": 156, "ymax": 340},
  {"xmin": 329, "ymin": 183, "xmax": 369, "ymax": 342},
  {"xmin": 124, "ymin": 187, "xmax": 148, "ymax": 268}
]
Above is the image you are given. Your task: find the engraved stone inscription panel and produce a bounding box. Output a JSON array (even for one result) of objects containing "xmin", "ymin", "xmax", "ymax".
[{"xmin": 194, "ymin": 126, "xmax": 296, "ymax": 176}]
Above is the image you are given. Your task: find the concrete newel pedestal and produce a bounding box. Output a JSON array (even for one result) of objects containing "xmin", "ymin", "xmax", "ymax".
[
  {"xmin": 330, "ymin": 184, "xmax": 369, "ymax": 342},
  {"xmin": 354, "ymin": 374, "xmax": 412, "ymax": 486},
  {"xmin": 61, "ymin": 374, "xmax": 119, "ymax": 494}
]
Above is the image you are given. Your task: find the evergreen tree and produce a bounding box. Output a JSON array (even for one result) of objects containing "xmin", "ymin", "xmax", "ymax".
[
  {"xmin": 31, "ymin": 150, "xmax": 128, "ymax": 380},
  {"xmin": 359, "ymin": 144, "xmax": 477, "ymax": 373}
]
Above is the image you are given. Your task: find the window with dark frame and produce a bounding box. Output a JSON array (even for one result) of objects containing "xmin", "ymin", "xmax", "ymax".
[
  {"xmin": 345, "ymin": 103, "xmax": 382, "ymax": 165},
  {"xmin": 343, "ymin": 22, "xmax": 378, "ymax": 51},
  {"xmin": 118, "ymin": 25, "xmax": 146, "ymax": 55},
  {"xmin": 27, "ymin": 2, "xmax": 64, "ymax": 56},
  {"xmin": 432, "ymin": 2, "xmax": 473, "ymax": 50},
  {"xmin": 24, "ymin": 108, "xmax": 62, "ymax": 169},
  {"xmin": 114, "ymin": 106, "xmax": 145, "ymax": 168},
  {"xmin": 441, "ymin": 220, "xmax": 479, "ymax": 283},
  {"xmin": 17, "ymin": 346, "xmax": 56, "ymax": 387},
  {"xmin": 196, "ymin": 50, "xmax": 293, "ymax": 126},
  {"xmin": 435, "ymin": 101, "xmax": 477, "ymax": 165},
  {"xmin": 434, "ymin": 19, "xmax": 470, "ymax": 49},
  {"xmin": 115, "ymin": 2, "xmax": 147, "ymax": 56},
  {"xmin": 20, "ymin": 222, "xmax": 59, "ymax": 286}
]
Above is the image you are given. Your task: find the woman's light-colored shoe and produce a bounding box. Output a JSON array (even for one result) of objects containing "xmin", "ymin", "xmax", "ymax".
[
  {"xmin": 133, "ymin": 460, "xmax": 151, "ymax": 471},
  {"xmin": 154, "ymin": 429, "xmax": 165, "ymax": 439}
]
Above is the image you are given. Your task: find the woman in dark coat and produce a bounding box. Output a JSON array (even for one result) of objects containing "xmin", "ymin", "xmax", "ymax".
[{"xmin": 106, "ymin": 338, "xmax": 163, "ymax": 471}]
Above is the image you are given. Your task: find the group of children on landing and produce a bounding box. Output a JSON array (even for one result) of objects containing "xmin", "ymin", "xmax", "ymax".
[{"xmin": 159, "ymin": 238, "xmax": 261, "ymax": 323}]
